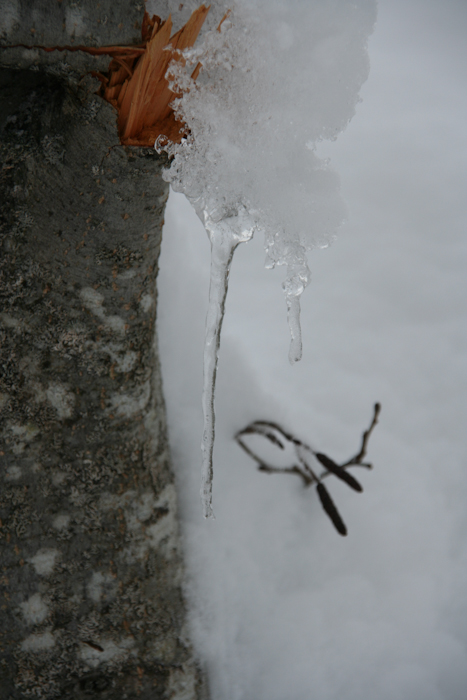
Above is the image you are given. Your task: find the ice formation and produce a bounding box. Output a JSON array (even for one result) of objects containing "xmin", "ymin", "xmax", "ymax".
[{"xmin": 156, "ymin": 0, "xmax": 376, "ymax": 517}]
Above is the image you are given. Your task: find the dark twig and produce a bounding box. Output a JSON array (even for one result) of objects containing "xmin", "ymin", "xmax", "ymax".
[
  {"xmin": 341, "ymin": 402, "xmax": 381, "ymax": 468},
  {"xmin": 235, "ymin": 403, "xmax": 381, "ymax": 536},
  {"xmin": 257, "ymin": 464, "xmax": 313, "ymax": 486}
]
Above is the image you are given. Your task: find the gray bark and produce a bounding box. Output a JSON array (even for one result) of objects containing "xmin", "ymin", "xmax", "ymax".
[{"xmin": 0, "ymin": 3, "xmax": 207, "ymax": 699}]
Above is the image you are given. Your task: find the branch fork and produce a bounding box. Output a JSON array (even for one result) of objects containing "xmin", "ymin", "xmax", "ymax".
[{"xmin": 236, "ymin": 403, "xmax": 381, "ymax": 536}]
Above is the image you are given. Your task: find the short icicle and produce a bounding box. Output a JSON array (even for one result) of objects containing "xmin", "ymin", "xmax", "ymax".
[
  {"xmin": 201, "ymin": 228, "xmax": 238, "ymax": 519},
  {"xmin": 286, "ymin": 294, "xmax": 303, "ymax": 364}
]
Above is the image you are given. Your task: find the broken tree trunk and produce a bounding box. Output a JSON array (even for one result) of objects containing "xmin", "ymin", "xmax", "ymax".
[{"xmin": 0, "ymin": 2, "xmax": 208, "ymax": 698}]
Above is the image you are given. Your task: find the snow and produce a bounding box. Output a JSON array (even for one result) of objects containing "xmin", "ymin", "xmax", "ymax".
[
  {"xmin": 157, "ymin": 0, "xmax": 467, "ymax": 697},
  {"xmin": 156, "ymin": 0, "xmax": 376, "ymax": 515}
]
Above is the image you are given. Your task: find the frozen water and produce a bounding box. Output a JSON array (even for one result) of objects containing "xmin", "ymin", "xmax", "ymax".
[
  {"xmin": 156, "ymin": 0, "xmax": 376, "ymax": 514},
  {"xmin": 200, "ymin": 212, "xmax": 256, "ymax": 517}
]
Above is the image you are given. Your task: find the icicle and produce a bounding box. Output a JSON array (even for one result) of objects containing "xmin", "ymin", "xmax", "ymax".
[
  {"xmin": 200, "ymin": 229, "xmax": 237, "ymax": 518},
  {"xmin": 286, "ymin": 294, "xmax": 302, "ymax": 364},
  {"xmin": 200, "ymin": 210, "xmax": 255, "ymax": 518},
  {"xmin": 283, "ymin": 260, "xmax": 309, "ymax": 365}
]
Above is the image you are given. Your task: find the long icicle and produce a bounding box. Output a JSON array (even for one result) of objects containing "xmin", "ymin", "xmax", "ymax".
[{"xmin": 201, "ymin": 230, "xmax": 238, "ymax": 518}]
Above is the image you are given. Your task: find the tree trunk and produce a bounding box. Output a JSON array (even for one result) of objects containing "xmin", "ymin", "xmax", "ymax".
[{"xmin": 0, "ymin": 3, "xmax": 207, "ymax": 698}]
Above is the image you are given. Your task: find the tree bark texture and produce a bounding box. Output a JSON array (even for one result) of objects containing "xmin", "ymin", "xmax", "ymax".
[{"xmin": 0, "ymin": 5, "xmax": 207, "ymax": 698}]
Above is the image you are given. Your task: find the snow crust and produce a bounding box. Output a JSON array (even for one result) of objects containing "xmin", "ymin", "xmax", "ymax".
[
  {"xmin": 161, "ymin": 0, "xmax": 375, "ymax": 317},
  {"xmin": 157, "ymin": 0, "xmax": 376, "ymax": 515}
]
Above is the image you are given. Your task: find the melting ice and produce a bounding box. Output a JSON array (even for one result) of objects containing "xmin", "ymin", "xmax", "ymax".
[{"xmin": 156, "ymin": 0, "xmax": 376, "ymax": 516}]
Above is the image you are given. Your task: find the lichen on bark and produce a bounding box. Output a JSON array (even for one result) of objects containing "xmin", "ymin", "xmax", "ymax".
[{"xmin": 0, "ymin": 61, "xmax": 207, "ymax": 699}]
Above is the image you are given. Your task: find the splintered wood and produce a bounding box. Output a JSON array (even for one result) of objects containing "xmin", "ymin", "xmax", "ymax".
[
  {"xmin": 94, "ymin": 6, "xmax": 209, "ymax": 146},
  {"xmin": 8, "ymin": 5, "xmax": 210, "ymax": 146},
  {"xmin": 6, "ymin": 5, "xmax": 211, "ymax": 145},
  {"xmin": 95, "ymin": 6, "xmax": 209, "ymax": 146}
]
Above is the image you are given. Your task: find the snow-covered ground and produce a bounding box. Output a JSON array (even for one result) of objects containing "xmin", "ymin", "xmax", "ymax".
[{"xmin": 157, "ymin": 0, "xmax": 467, "ymax": 698}]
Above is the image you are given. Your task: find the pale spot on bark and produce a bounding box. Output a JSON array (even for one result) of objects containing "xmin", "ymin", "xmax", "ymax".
[
  {"xmin": 87, "ymin": 572, "xmax": 105, "ymax": 602},
  {"xmin": 117, "ymin": 350, "xmax": 138, "ymax": 372},
  {"xmin": 80, "ymin": 637, "xmax": 135, "ymax": 668},
  {"xmin": 124, "ymin": 491, "xmax": 156, "ymax": 532},
  {"xmin": 46, "ymin": 382, "xmax": 75, "ymax": 419},
  {"xmin": 29, "ymin": 548, "xmax": 59, "ymax": 576},
  {"xmin": 80, "ymin": 287, "xmax": 104, "ymax": 315},
  {"xmin": 100, "ymin": 343, "xmax": 138, "ymax": 373},
  {"xmin": 21, "ymin": 631, "xmax": 55, "ymax": 652},
  {"xmin": 105, "ymin": 314, "xmax": 126, "ymax": 334},
  {"xmin": 146, "ymin": 509, "xmax": 177, "ymax": 556},
  {"xmin": 80, "ymin": 287, "xmax": 125, "ymax": 335},
  {"xmin": 140, "ymin": 293, "xmax": 154, "ymax": 312},
  {"xmin": 9, "ymin": 423, "xmax": 39, "ymax": 440},
  {"xmin": 0, "ymin": 312, "xmax": 21, "ymax": 328},
  {"xmin": 5, "ymin": 465, "xmax": 22, "ymax": 480},
  {"xmin": 109, "ymin": 380, "xmax": 150, "ymax": 418},
  {"xmin": 117, "ymin": 268, "xmax": 136, "ymax": 279},
  {"xmin": 135, "ymin": 491, "xmax": 158, "ymax": 523},
  {"xmin": 52, "ymin": 513, "xmax": 70, "ymax": 530},
  {"xmin": 20, "ymin": 593, "xmax": 48, "ymax": 625},
  {"xmin": 8, "ymin": 423, "xmax": 39, "ymax": 454},
  {"xmin": 0, "ymin": 393, "xmax": 9, "ymax": 410},
  {"xmin": 65, "ymin": 7, "xmax": 86, "ymax": 37},
  {"xmin": 86, "ymin": 571, "xmax": 117, "ymax": 603}
]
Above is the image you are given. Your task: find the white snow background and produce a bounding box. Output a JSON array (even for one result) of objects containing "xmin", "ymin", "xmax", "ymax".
[{"xmin": 156, "ymin": 1, "xmax": 467, "ymax": 698}]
